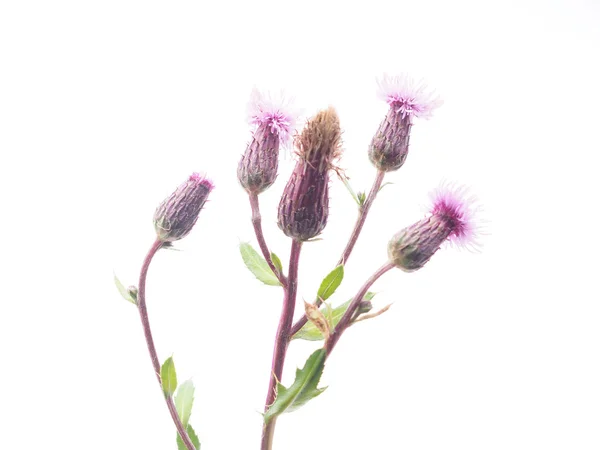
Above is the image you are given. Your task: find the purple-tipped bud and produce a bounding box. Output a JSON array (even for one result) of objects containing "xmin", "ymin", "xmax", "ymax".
[
  {"xmin": 388, "ymin": 183, "xmax": 480, "ymax": 271},
  {"xmin": 369, "ymin": 74, "xmax": 442, "ymax": 172},
  {"xmin": 153, "ymin": 173, "xmax": 213, "ymax": 242},
  {"xmin": 237, "ymin": 89, "xmax": 297, "ymax": 194},
  {"xmin": 278, "ymin": 107, "xmax": 341, "ymax": 241}
]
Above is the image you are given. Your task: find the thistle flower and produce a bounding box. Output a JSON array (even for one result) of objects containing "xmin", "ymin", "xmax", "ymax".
[
  {"xmin": 369, "ymin": 73, "xmax": 443, "ymax": 172},
  {"xmin": 153, "ymin": 173, "xmax": 214, "ymax": 242},
  {"xmin": 388, "ymin": 183, "xmax": 480, "ymax": 271},
  {"xmin": 237, "ymin": 89, "xmax": 297, "ymax": 194},
  {"xmin": 278, "ymin": 107, "xmax": 341, "ymax": 241}
]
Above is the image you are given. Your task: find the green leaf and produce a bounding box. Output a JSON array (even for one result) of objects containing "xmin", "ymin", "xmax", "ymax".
[
  {"xmin": 292, "ymin": 292, "xmax": 376, "ymax": 341},
  {"xmin": 176, "ymin": 423, "xmax": 201, "ymax": 450},
  {"xmin": 239, "ymin": 243, "xmax": 281, "ymax": 286},
  {"xmin": 175, "ymin": 379, "xmax": 195, "ymax": 427},
  {"xmin": 339, "ymin": 172, "xmax": 361, "ymax": 206},
  {"xmin": 378, "ymin": 182, "xmax": 394, "ymax": 193},
  {"xmin": 357, "ymin": 191, "xmax": 367, "ymax": 207},
  {"xmin": 317, "ymin": 265, "xmax": 344, "ymax": 302},
  {"xmin": 160, "ymin": 356, "xmax": 177, "ymax": 397},
  {"xmin": 114, "ymin": 273, "xmax": 136, "ymax": 305},
  {"xmin": 263, "ymin": 349, "xmax": 327, "ymax": 423},
  {"xmin": 270, "ymin": 252, "xmax": 283, "ymax": 275}
]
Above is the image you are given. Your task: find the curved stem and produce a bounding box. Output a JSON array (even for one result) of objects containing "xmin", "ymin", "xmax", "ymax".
[
  {"xmin": 250, "ymin": 193, "xmax": 288, "ymax": 287},
  {"xmin": 325, "ymin": 261, "xmax": 395, "ymax": 356},
  {"xmin": 261, "ymin": 239, "xmax": 302, "ymax": 450},
  {"xmin": 289, "ymin": 170, "xmax": 386, "ymax": 338},
  {"xmin": 137, "ymin": 239, "xmax": 197, "ymax": 450}
]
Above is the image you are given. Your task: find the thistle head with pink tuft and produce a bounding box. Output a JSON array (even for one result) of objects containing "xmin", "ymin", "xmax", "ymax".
[
  {"xmin": 369, "ymin": 73, "xmax": 443, "ymax": 172},
  {"xmin": 238, "ymin": 89, "xmax": 299, "ymax": 194},
  {"xmin": 388, "ymin": 183, "xmax": 481, "ymax": 272}
]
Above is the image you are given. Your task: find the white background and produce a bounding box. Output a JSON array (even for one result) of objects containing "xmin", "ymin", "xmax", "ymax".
[{"xmin": 1, "ymin": 0, "xmax": 599, "ymax": 449}]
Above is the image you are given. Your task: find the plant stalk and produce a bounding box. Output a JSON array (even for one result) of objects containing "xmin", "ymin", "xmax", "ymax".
[
  {"xmin": 137, "ymin": 239, "xmax": 197, "ymax": 450},
  {"xmin": 261, "ymin": 239, "xmax": 303, "ymax": 450},
  {"xmin": 337, "ymin": 169, "xmax": 386, "ymax": 266},
  {"xmin": 250, "ymin": 192, "xmax": 288, "ymax": 287}
]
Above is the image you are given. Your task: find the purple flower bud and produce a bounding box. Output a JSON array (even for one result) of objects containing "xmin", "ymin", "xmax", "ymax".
[
  {"xmin": 237, "ymin": 89, "xmax": 297, "ymax": 194},
  {"xmin": 388, "ymin": 183, "xmax": 480, "ymax": 271},
  {"xmin": 278, "ymin": 107, "xmax": 341, "ymax": 241},
  {"xmin": 153, "ymin": 173, "xmax": 213, "ymax": 242},
  {"xmin": 369, "ymin": 74, "xmax": 442, "ymax": 172}
]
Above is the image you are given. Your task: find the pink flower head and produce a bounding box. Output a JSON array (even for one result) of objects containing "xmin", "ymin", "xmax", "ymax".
[
  {"xmin": 377, "ymin": 73, "xmax": 443, "ymax": 120},
  {"xmin": 247, "ymin": 88, "xmax": 298, "ymax": 145},
  {"xmin": 388, "ymin": 182, "xmax": 482, "ymax": 272},
  {"xmin": 429, "ymin": 182, "xmax": 481, "ymax": 250}
]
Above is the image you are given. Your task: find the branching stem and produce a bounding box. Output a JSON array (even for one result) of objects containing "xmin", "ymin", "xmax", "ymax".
[{"xmin": 289, "ymin": 170, "xmax": 386, "ymax": 337}]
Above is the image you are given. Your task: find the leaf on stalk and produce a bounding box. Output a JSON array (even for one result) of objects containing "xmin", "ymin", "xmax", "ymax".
[
  {"xmin": 317, "ymin": 265, "xmax": 344, "ymax": 302},
  {"xmin": 239, "ymin": 243, "xmax": 281, "ymax": 286},
  {"xmin": 378, "ymin": 182, "xmax": 394, "ymax": 193},
  {"xmin": 338, "ymin": 172, "xmax": 361, "ymax": 206},
  {"xmin": 160, "ymin": 356, "xmax": 178, "ymax": 397},
  {"xmin": 176, "ymin": 423, "xmax": 201, "ymax": 450},
  {"xmin": 357, "ymin": 191, "xmax": 367, "ymax": 207},
  {"xmin": 114, "ymin": 273, "xmax": 136, "ymax": 305},
  {"xmin": 263, "ymin": 349, "xmax": 327, "ymax": 423},
  {"xmin": 270, "ymin": 252, "xmax": 283, "ymax": 275},
  {"xmin": 175, "ymin": 379, "xmax": 195, "ymax": 427}
]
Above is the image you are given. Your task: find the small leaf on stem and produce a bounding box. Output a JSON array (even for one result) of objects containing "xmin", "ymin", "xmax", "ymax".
[
  {"xmin": 354, "ymin": 303, "xmax": 393, "ymax": 323},
  {"xmin": 160, "ymin": 356, "xmax": 178, "ymax": 397},
  {"xmin": 239, "ymin": 243, "xmax": 281, "ymax": 286},
  {"xmin": 317, "ymin": 265, "xmax": 344, "ymax": 301},
  {"xmin": 378, "ymin": 181, "xmax": 394, "ymax": 193},
  {"xmin": 114, "ymin": 273, "xmax": 137, "ymax": 305},
  {"xmin": 270, "ymin": 252, "xmax": 283, "ymax": 275},
  {"xmin": 357, "ymin": 191, "xmax": 367, "ymax": 207},
  {"xmin": 263, "ymin": 349, "xmax": 327, "ymax": 423},
  {"xmin": 338, "ymin": 172, "xmax": 361, "ymax": 206},
  {"xmin": 176, "ymin": 423, "xmax": 201, "ymax": 450},
  {"xmin": 175, "ymin": 379, "xmax": 195, "ymax": 427}
]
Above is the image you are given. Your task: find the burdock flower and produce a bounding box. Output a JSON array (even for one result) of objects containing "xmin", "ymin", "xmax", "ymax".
[
  {"xmin": 369, "ymin": 73, "xmax": 443, "ymax": 172},
  {"xmin": 388, "ymin": 183, "xmax": 480, "ymax": 271},
  {"xmin": 278, "ymin": 107, "xmax": 341, "ymax": 241},
  {"xmin": 237, "ymin": 89, "xmax": 297, "ymax": 194},
  {"xmin": 153, "ymin": 173, "xmax": 214, "ymax": 242}
]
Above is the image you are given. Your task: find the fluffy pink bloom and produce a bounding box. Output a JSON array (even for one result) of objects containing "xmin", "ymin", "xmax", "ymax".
[
  {"xmin": 377, "ymin": 73, "xmax": 443, "ymax": 120},
  {"xmin": 429, "ymin": 183, "xmax": 481, "ymax": 250},
  {"xmin": 388, "ymin": 182, "xmax": 481, "ymax": 272},
  {"xmin": 247, "ymin": 88, "xmax": 298, "ymax": 145}
]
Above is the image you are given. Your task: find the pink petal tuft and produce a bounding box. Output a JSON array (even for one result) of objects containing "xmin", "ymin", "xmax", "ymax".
[
  {"xmin": 189, "ymin": 172, "xmax": 214, "ymax": 189},
  {"xmin": 429, "ymin": 182, "xmax": 482, "ymax": 250},
  {"xmin": 377, "ymin": 73, "xmax": 443, "ymax": 120},
  {"xmin": 247, "ymin": 88, "xmax": 298, "ymax": 144}
]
